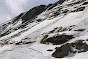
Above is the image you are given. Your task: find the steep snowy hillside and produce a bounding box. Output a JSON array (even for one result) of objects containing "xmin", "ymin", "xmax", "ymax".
[{"xmin": 0, "ymin": 0, "xmax": 88, "ymax": 59}]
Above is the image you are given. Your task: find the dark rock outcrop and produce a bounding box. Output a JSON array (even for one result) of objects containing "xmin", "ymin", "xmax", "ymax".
[
  {"xmin": 72, "ymin": 40, "xmax": 88, "ymax": 52},
  {"xmin": 22, "ymin": 5, "xmax": 47, "ymax": 22},
  {"xmin": 41, "ymin": 34, "xmax": 74, "ymax": 45},
  {"xmin": 52, "ymin": 43, "xmax": 72, "ymax": 58},
  {"xmin": 52, "ymin": 40, "xmax": 88, "ymax": 58},
  {"xmin": 48, "ymin": 0, "xmax": 66, "ymax": 10}
]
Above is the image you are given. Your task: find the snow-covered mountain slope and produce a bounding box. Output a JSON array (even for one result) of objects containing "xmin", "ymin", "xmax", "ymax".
[{"xmin": 0, "ymin": 0, "xmax": 88, "ymax": 59}]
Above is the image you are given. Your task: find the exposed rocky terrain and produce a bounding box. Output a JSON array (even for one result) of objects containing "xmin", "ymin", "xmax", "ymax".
[{"xmin": 0, "ymin": 0, "xmax": 88, "ymax": 59}]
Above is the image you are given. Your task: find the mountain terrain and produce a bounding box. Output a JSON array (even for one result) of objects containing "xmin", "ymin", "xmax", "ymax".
[{"xmin": 0, "ymin": 0, "xmax": 88, "ymax": 59}]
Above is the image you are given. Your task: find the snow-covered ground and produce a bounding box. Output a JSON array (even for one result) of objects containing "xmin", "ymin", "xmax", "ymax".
[{"xmin": 0, "ymin": 0, "xmax": 88, "ymax": 59}]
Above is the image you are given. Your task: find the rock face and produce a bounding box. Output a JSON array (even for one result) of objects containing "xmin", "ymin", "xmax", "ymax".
[
  {"xmin": 48, "ymin": 0, "xmax": 66, "ymax": 10},
  {"xmin": 22, "ymin": 5, "xmax": 47, "ymax": 22},
  {"xmin": 72, "ymin": 40, "xmax": 88, "ymax": 52},
  {"xmin": 41, "ymin": 34, "xmax": 74, "ymax": 45},
  {"xmin": 0, "ymin": 5, "xmax": 48, "ymax": 37},
  {"xmin": 52, "ymin": 40, "xmax": 88, "ymax": 58},
  {"xmin": 52, "ymin": 43, "xmax": 72, "ymax": 58}
]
